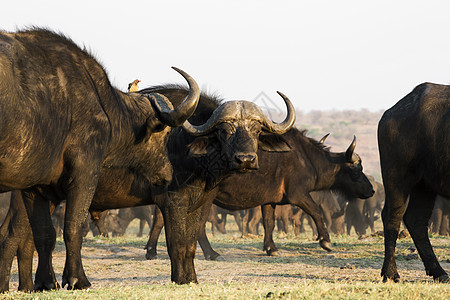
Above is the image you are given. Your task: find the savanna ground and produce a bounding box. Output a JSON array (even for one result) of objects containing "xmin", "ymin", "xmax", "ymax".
[{"xmin": 2, "ymin": 217, "xmax": 449, "ymax": 299}]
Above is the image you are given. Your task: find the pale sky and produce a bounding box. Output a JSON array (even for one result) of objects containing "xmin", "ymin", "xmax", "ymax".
[{"xmin": 2, "ymin": 1, "xmax": 450, "ymax": 112}]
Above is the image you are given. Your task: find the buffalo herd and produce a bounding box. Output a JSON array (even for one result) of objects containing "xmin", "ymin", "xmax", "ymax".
[{"xmin": 0, "ymin": 28, "xmax": 448, "ymax": 293}]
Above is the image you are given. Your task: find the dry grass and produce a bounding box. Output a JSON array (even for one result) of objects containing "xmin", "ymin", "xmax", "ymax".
[{"xmin": 2, "ymin": 218, "xmax": 449, "ymax": 299}]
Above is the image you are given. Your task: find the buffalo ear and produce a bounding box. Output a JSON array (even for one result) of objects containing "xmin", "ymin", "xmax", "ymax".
[
  {"xmin": 135, "ymin": 117, "xmax": 166, "ymax": 144},
  {"xmin": 146, "ymin": 117, "xmax": 166, "ymax": 133},
  {"xmin": 187, "ymin": 136, "xmax": 210, "ymax": 156},
  {"xmin": 258, "ymin": 134, "xmax": 292, "ymax": 152}
]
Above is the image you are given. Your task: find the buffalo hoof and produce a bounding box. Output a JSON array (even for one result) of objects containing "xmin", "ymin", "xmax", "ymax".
[
  {"xmin": 435, "ymin": 274, "xmax": 449, "ymax": 283},
  {"xmin": 18, "ymin": 282, "xmax": 34, "ymax": 293},
  {"xmin": 382, "ymin": 276, "xmax": 401, "ymax": 283},
  {"xmin": 205, "ymin": 252, "xmax": 222, "ymax": 261},
  {"xmin": 145, "ymin": 250, "xmax": 157, "ymax": 260},
  {"xmin": 62, "ymin": 276, "xmax": 91, "ymax": 290},
  {"xmin": 34, "ymin": 280, "xmax": 60, "ymax": 292},
  {"xmin": 381, "ymin": 272, "xmax": 400, "ymax": 283},
  {"xmin": 266, "ymin": 250, "xmax": 280, "ymax": 256},
  {"xmin": 319, "ymin": 240, "xmax": 333, "ymax": 252}
]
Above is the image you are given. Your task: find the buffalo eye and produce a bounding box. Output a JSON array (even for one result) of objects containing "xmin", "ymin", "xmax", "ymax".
[
  {"xmin": 249, "ymin": 122, "xmax": 262, "ymax": 135},
  {"xmin": 217, "ymin": 122, "xmax": 236, "ymax": 138},
  {"xmin": 347, "ymin": 163, "xmax": 362, "ymax": 180}
]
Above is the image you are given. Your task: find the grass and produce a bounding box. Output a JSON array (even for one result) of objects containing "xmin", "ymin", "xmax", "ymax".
[
  {"xmin": 2, "ymin": 218, "xmax": 449, "ymax": 299},
  {"xmin": 2, "ymin": 281, "xmax": 448, "ymax": 300}
]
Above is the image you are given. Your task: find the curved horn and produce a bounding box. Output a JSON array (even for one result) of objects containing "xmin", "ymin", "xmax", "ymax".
[
  {"xmin": 182, "ymin": 104, "xmax": 226, "ymax": 135},
  {"xmin": 345, "ymin": 136, "xmax": 357, "ymax": 162},
  {"xmin": 260, "ymin": 91, "xmax": 296, "ymax": 134},
  {"xmin": 319, "ymin": 133, "xmax": 330, "ymax": 144},
  {"xmin": 150, "ymin": 67, "xmax": 200, "ymax": 127}
]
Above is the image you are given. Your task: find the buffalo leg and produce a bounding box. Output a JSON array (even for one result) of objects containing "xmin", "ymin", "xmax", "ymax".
[
  {"xmin": 354, "ymin": 199, "xmax": 367, "ymax": 236},
  {"xmin": 280, "ymin": 208, "xmax": 290, "ymax": 234},
  {"xmin": 404, "ymin": 186, "xmax": 448, "ymax": 282},
  {"xmin": 241, "ymin": 210, "xmax": 249, "ymax": 237},
  {"xmin": 159, "ymin": 196, "xmax": 192, "ymax": 284},
  {"xmin": 183, "ymin": 205, "xmax": 204, "ymax": 283},
  {"xmin": 367, "ymin": 208, "xmax": 375, "ymax": 233},
  {"xmin": 137, "ymin": 219, "xmax": 145, "ymax": 237},
  {"xmin": 162, "ymin": 205, "xmax": 197, "ymax": 284},
  {"xmin": 218, "ymin": 211, "xmax": 227, "ymax": 233},
  {"xmin": 142, "ymin": 210, "xmax": 154, "ymax": 238},
  {"xmin": 248, "ymin": 207, "xmax": 261, "ymax": 235},
  {"xmin": 431, "ymin": 206, "xmax": 443, "ymax": 235},
  {"xmin": 0, "ymin": 191, "xmax": 34, "ymax": 292},
  {"xmin": 91, "ymin": 211, "xmax": 108, "ymax": 237},
  {"xmin": 197, "ymin": 224, "xmax": 220, "ymax": 261},
  {"xmin": 21, "ymin": 189, "xmax": 59, "ymax": 291},
  {"xmin": 289, "ymin": 193, "xmax": 331, "ymax": 252},
  {"xmin": 61, "ymin": 160, "xmax": 102, "ymax": 290},
  {"xmin": 17, "ymin": 228, "xmax": 35, "ymax": 292},
  {"xmin": 233, "ymin": 212, "xmax": 243, "ymax": 233},
  {"xmin": 145, "ymin": 207, "xmax": 164, "ymax": 260},
  {"xmin": 16, "ymin": 190, "xmax": 37, "ymax": 292},
  {"xmin": 380, "ymin": 182, "xmax": 409, "ymax": 282},
  {"xmin": 197, "ymin": 200, "xmax": 221, "ymax": 261},
  {"xmin": 292, "ymin": 210, "xmax": 301, "ymax": 235},
  {"xmin": 440, "ymin": 213, "xmax": 449, "ymax": 236},
  {"xmin": 261, "ymin": 204, "xmax": 278, "ymax": 256}
]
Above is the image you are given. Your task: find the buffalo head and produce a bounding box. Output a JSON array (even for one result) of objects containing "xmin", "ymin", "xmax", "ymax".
[
  {"xmin": 112, "ymin": 67, "xmax": 200, "ymax": 187},
  {"xmin": 185, "ymin": 91, "xmax": 296, "ymax": 172},
  {"xmin": 331, "ymin": 136, "xmax": 374, "ymax": 199}
]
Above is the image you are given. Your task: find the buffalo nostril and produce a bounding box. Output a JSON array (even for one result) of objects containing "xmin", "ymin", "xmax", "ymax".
[{"xmin": 235, "ymin": 154, "xmax": 256, "ymax": 164}]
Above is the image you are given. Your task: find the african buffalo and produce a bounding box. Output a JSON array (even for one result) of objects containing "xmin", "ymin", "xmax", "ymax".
[
  {"xmin": 111, "ymin": 206, "xmax": 155, "ymax": 237},
  {"xmin": 0, "ymin": 84, "xmax": 295, "ymax": 289},
  {"xmin": 206, "ymin": 205, "xmax": 228, "ymax": 235},
  {"xmin": 146, "ymin": 129, "xmax": 374, "ymax": 260},
  {"xmin": 140, "ymin": 85, "xmax": 296, "ymax": 283},
  {"xmin": 336, "ymin": 176, "xmax": 383, "ymax": 237},
  {"xmin": 378, "ymin": 82, "xmax": 449, "ymax": 283},
  {"xmin": 50, "ymin": 202, "xmax": 120, "ymax": 238},
  {"xmin": 274, "ymin": 205, "xmax": 294, "ymax": 235},
  {"xmin": 0, "ymin": 28, "xmax": 200, "ymax": 291},
  {"xmin": 213, "ymin": 206, "xmax": 243, "ymax": 234},
  {"xmin": 429, "ymin": 195, "xmax": 449, "ymax": 236},
  {"xmin": 298, "ymin": 190, "xmax": 346, "ymax": 237}
]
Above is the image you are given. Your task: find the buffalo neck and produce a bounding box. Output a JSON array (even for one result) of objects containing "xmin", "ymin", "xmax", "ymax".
[{"xmin": 288, "ymin": 130, "xmax": 345, "ymax": 191}]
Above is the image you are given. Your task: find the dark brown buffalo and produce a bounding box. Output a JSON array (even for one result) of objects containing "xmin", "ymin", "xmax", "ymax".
[
  {"xmin": 429, "ymin": 195, "xmax": 450, "ymax": 236},
  {"xmin": 146, "ymin": 129, "xmax": 374, "ymax": 260},
  {"xmin": 200, "ymin": 133, "xmax": 373, "ymax": 259},
  {"xmin": 112, "ymin": 206, "xmax": 156, "ymax": 237},
  {"xmin": 50, "ymin": 202, "xmax": 120, "ymax": 238},
  {"xmin": 0, "ymin": 84, "xmax": 295, "ymax": 289},
  {"xmin": 252, "ymin": 191, "xmax": 347, "ymax": 253},
  {"xmin": 298, "ymin": 191, "xmax": 346, "ymax": 237},
  {"xmin": 335, "ymin": 176, "xmax": 384, "ymax": 237},
  {"xmin": 378, "ymin": 82, "xmax": 450, "ymax": 283},
  {"xmin": 206, "ymin": 205, "xmax": 228, "ymax": 235},
  {"xmin": 242, "ymin": 207, "xmax": 263, "ymax": 236},
  {"xmin": 213, "ymin": 206, "xmax": 243, "ymax": 234},
  {"xmin": 0, "ymin": 28, "xmax": 201, "ymax": 291},
  {"xmin": 142, "ymin": 86, "xmax": 295, "ymax": 283},
  {"xmin": 274, "ymin": 205, "xmax": 294, "ymax": 235}
]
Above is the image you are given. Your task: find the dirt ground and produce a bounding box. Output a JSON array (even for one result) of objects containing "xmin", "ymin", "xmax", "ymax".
[{"xmin": 6, "ymin": 219, "xmax": 450, "ymax": 291}]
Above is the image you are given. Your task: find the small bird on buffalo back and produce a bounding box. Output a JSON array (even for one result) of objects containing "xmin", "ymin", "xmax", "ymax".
[{"xmin": 128, "ymin": 79, "xmax": 141, "ymax": 92}]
